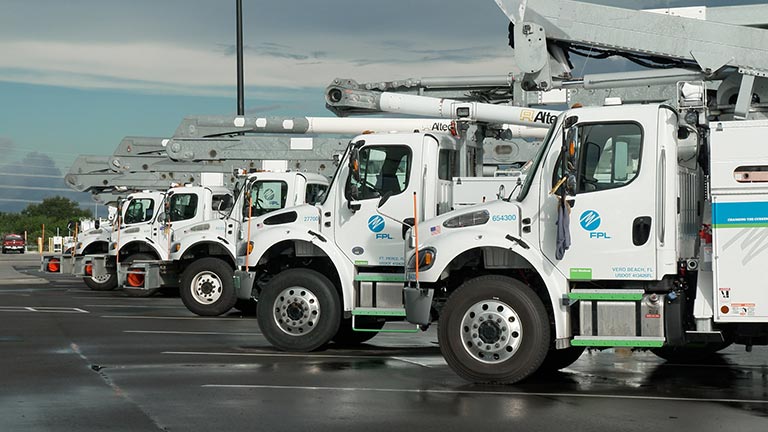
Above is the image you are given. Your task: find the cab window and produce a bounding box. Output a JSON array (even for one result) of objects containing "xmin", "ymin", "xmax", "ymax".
[
  {"xmin": 438, "ymin": 149, "xmax": 459, "ymax": 180},
  {"xmin": 348, "ymin": 145, "xmax": 411, "ymax": 200},
  {"xmin": 169, "ymin": 194, "xmax": 198, "ymax": 222},
  {"xmin": 553, "ymin": 122, "xmax": 642, "ymax": 194},
  {"xmin": 305, "ymin": 183, "xmax": 328, "ymax": 205},
  {"xmin": 247, "ymin": 181, "xmax": 288, "ymax": 217},
  {"xmin": 124, "ymin": 198, "xmax": 154, "ymax": 224},
  {"xmin": 212, "ymin": 194, "xmax": 233, "ymax": 212}
]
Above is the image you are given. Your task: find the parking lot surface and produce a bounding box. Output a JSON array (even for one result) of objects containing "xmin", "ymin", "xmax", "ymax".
[{"xmin": 1, "ymin": 254, "xmax": 767, "ymax": 431}]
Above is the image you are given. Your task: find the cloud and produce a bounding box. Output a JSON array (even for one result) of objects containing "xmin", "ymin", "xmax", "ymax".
[
  {"xmin": 0, "ymin": 38, "xmax": 516, "ymax": 95},
  {"xmin": 0, "ymin": 149, "xmax": 92, "ymax": 213}
]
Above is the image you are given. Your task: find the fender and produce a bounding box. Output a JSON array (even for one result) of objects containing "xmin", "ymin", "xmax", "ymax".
[
  {"xmin": 119, "ymin": 240, "xmax": 164, "ymax": 260},
  {"xmin": 175, "ymin": 238, "xmax": 237, "ymax": 265},
  {"xmin": 248, "ymin": 226, "xmax": 355, "ymax": 312},
  {"xmin": 420, "ymin": 225, "xmax": 571, "ymax": 339}
]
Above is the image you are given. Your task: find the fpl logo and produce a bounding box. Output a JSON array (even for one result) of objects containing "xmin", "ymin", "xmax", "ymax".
[
  {"xmin": 368, "ymin": 215, "xmax": 392, "ymax": 240},
  {"xmin": 580, "ymin": 210, "xmax": 611, "ymax": 239}
]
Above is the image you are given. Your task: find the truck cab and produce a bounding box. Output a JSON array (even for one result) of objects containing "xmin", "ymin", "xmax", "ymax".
[
  {"xmin": 239, "ymin": 131, "xmax": 523, "ymax": 351},
  {"xmin": 137, "ymin": 171, "xmax": 330, "ymax": 316},
  {"xmin": 115, "ymin": 185, "xmax": 235, "ymax": 296},
  {"xmin": 402, "ymin": 101, "xmax": 709, "ymax": 383}
]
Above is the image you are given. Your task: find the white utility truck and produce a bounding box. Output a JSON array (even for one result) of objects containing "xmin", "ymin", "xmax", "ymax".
[
  {"xmin": 239, "ymin": 120, "xmax": 553, "ymax": 349},
  {"xmin": 126, "ymin": 171, "xmax": 329, "ymax": 315},
  {"xmin": 90, "ymin": 190, "xmax": 167, "ymax": 294},
  {"xmin": 401, "ymin": 0, "xmax": 768, "ymax": 383}
]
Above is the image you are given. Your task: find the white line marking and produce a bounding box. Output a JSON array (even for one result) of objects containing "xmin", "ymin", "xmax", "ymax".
[
  {"xmin": 201, "ymin": 384, "xmax": 768, "ymax": 404},
  {"xmin": 0, "ymin": 306, "xmax": 89, "ymax": 314},
  {"xmin": 389, "ymin": 357, "xmax": 431, "ymax": 368},
  {"xmin": 86, "ymin": 304, "xmax": 184, "ymax": 309},
  {"xmin": 102, "ymin": 315, "xmax": 247, "ymax": 321},
  {"xmin": 126, "ymin": 330, "xmax": 261, "ymax": 336}
]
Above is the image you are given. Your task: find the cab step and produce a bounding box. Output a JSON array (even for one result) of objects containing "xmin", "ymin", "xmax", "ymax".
[
  {"xmin": 571, "ymin": 336, "xmax": 665, "ymax": 348},
  {"xmin": 351, "ymin": 307, "xmax": 418, "ymax": 333},
  {"xmin": 354, "ymin": 273, "xmax": 406, "ymax": 283},
  {"xmin": 568, "ymin": 289, "xmax": 644, "ymax": 301}
]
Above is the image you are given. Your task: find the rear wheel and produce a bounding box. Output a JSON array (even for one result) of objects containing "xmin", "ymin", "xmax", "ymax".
[
  {"xmin": 180, "ymin": 258, "xmax": 237, "ymax": 316},
  {"xmin": 651, "ymin": 341, "xmax": 733, "ymax": 363},
  {"xmin": 122, "ymin": 253, "xmax": 159, "ymax": 297},
  {"xmin": 537, "ymin": 346, "xmax": 586, "ymax": 373},
  {"xmin": 332, "ymin": 317, "xmax": 384, "ymax": 346},
  {"xmin": 234, "ymin": 298, "xmax": 257, "ymax": 315},
  {"xmin": 256, "ymin": 269, "xmax": 340, "ymax": 352},
  {"xmin": 438, "ymin": 275, "xmax": 550, "ymax": 384}
]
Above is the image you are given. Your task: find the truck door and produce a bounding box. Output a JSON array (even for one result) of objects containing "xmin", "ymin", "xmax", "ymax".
[
  {"xmin": 539, "ymin": 119, "xmax": 658, "ymax": 281},
  {"xmin": 335, "ymin": 136, "xmax": 430, "ymax": 267}
]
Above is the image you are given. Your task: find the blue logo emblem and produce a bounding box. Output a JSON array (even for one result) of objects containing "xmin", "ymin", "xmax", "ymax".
[
  {"xmin": 367, "ymin": 215, "xmax": 385, "ymax": 233},
  {"xmin": 579, "ymin": 210, "xmax": 601, "ymax": 231}
]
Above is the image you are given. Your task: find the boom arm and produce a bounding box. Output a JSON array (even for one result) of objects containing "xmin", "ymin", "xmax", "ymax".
[{"xmin": 496, "ymin": 0, "xmax": 768, "ymax": 90}]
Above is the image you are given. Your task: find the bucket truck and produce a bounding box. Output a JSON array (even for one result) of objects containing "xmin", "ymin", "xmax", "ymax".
[{"xmin": 401, "ymin": 0, "xmax": 768, "ymax": 383}]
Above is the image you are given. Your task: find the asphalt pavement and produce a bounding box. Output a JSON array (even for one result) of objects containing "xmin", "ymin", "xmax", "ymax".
[{"xmin": 1, "ymin": 253, "xmax": 767, "ymax": 431}]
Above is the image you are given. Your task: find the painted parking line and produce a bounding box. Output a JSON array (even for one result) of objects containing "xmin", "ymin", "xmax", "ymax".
[
  {"xmin": 102, "ymin": 315, "xmax": 247, "ymax": 321},
  {"xmin": 125, "ymin": 330, "xmax": 261, "ymax": 336},
  {"xmin": 0, "ymin": 306, "xmax": 88, "ymax": 313},
  {"xmin": 201, "ymin": 384, "xmax": 768, "ymax": 404},
  {"xmin": 86, "ymin": 304, "xmax": 186, "ymax": 309}
]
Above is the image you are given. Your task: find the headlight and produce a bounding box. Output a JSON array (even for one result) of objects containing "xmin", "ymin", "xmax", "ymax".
[
  {"xmin": 442, "ymin": 210, "xmax": 490, "ymax": 228},
  {"xmin": 407, "ymin": 247, "xmax": 436, "ymax": 272}
]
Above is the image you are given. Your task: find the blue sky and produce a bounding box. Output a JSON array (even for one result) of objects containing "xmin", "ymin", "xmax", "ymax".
[{"xmin": 0, "ymin": 0, "xmax": 764, "ymax": 212}]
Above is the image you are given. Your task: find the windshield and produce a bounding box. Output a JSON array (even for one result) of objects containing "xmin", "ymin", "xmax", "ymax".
[
  {"xmin": 322, "ymin": 144, "xmax": 351, "ymax": 205},
  {"xmin": 123, "ymin": 198, "xmax": 155, "ymax": 224},
  {"xmin": 516, "ymin": 115, "xmax": 563, "ymax": 202}
]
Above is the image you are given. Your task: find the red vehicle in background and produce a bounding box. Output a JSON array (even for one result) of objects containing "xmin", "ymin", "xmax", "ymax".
[{"xmin": 2, "ymin": 234, "xmax": 25, "ymax": 254}]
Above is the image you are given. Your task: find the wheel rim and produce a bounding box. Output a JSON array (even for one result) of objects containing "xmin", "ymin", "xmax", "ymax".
[
  {"xmin": 190, "ymin": 271, "xmax": 223, "ymax": 305},
  {"xmin": 91, "ymin": 273, "xmax": 111, "ymax": 283},
  {"xmin": 460, "ymin": 299, "xmax": 522, "ymax": 364},
  {"xmin": 272, "ymin": 286, "xmax": 320, "ymax": 336}
]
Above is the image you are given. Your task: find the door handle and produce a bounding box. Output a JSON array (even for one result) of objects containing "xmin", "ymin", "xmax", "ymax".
[{"xmin": 632, "ymin": 216, "xmax": 652, "ymax": 246}]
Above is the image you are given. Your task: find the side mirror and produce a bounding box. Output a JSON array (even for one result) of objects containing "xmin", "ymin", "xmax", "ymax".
[
  {"xmin": 348, "ymin": 146, "xmax": 361, "ymax": 182},
  {"xmin": 561, "ymin": 118, "xmax": 579, "ymax": 196}
]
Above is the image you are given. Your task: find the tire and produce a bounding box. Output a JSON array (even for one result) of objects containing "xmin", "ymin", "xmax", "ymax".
[
  {"xmin": 536, "ymin": 346, "xmax": 586, "ymax": 373},
  {"xmin": 121, "ymin": 253, "xmax": 159, "ymax": 297},
  {"xmin": 256, "ymin": 269, "xmax": 341, "ymax": 352},
  {"xmin": 651, "ymin": 341, "xmax": 733, "ymax": 364},
  {"xmin": 234, "ymin": 298, "xmax": 257, "ymax": 315},
  {"xmin": 332, "ymin": 317, "xmax": 385, "ymax": 346},
  {"xmin": 83, "ymin": 272, "xmax": 118, "ymax": 291},
  {"xmin": 180, "ymin": 258, "xmax": 237, "ymax": 316},
  {"xmin": 438, "ymin": 275, "xmax": 551, "ymax": 384}
]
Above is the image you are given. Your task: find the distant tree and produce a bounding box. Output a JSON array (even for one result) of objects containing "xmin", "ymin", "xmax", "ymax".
[
  {"xmin": 0, "ymin": 197, "xmax": 92, "ymax": 246},
  {"xmin": 22, "ymin": 196, "xmax": 91, "ymax": 220}
]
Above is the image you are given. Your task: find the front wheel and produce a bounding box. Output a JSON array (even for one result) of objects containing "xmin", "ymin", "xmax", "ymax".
[
  {"xmin": 180, "ymin": 258, "xmax": 237, "ymax": 316},
  {"xmin": 83, "ymin": 272, "xmax": 118, "ymax": 291},
  {"xmin": 438, "ymin": 275, "xmax": 551, "ymax": 384},
  {"xmin": 256, "ymin": 269, "xmax": 340, "ymax": 352}
]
